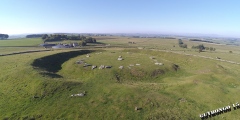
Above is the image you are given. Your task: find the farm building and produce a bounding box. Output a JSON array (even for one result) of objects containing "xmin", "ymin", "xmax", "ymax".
[{"xmin": 52, "ymin": 44, "xmax": 70, "ymax": 49}]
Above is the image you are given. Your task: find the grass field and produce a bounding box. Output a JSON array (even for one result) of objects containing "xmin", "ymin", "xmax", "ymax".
[
  {"xmin": 1, "ymin": 37, "xmax": 240, "ymax": 119},
  {"xmin": 0, "ymin": 38, "xmax": 44, "ymax": 54},
  {"xmin": 0, "ymin": 38, "xmax": 43, "ymax": 47}
]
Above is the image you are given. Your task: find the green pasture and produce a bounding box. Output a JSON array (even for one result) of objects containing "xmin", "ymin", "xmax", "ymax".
[
  {"xmin": 1, "ymin": 36, "xmax": 240, "ymax": 119},
  {"xmin": 0, "ymin": 38, "xmax": 43, "ymax": 47}
]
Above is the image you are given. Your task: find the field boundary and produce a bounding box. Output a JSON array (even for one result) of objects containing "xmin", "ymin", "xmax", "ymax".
[{"xmin": 0, "ymin": 49, "xmax": 51, "ymax": 56}]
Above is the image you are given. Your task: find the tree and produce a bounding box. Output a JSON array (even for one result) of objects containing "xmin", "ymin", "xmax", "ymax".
[
  {"xmin": 210, "ymin": 47, "xmax": 213, "ymax": 51},
  {"xmin": 4, "ymin": 34, "xmax": 9, "ymax": 39},
  {"xmin": 178, "ymin": 39, "xmax": 183, "ymax": 44},
  {"xmin": 198, "ymin": 44, "xmax": 205, "ymax": 51},
  {"xmin": 93, "ymin": 38, "xmax": 96, "ymax": 43},
  {"xmin": 192, "ymin": 44, "xmax": 206, "ymax": 52},
  {"xmin": 182, "ymin": 44, "xmax": 187, "ymax": 48},
  {"xmin": 0, "ymin": 34, "xmax": 9, "ymax": 39},
  {"xmin": 42, "ymin": 34, "xmax": 48, "ymax": 40},
  {"xmin": 80, "ymin": 41, "xmax": 87, "ymax": 46},
  {"xmin": 179, "ymin": 44, "xmax": 187, "ymax": 48},
  {"xmin": 26, "ymin": 34, "xmax": 44, "ymax": 38}
]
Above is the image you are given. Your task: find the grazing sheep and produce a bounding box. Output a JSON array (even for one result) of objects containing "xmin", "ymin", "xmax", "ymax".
[{"xmin": 136, "ymin": 64, "xmax": 140, "ymax": 66}]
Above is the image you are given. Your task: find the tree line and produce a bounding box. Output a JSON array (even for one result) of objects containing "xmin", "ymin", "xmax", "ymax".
[
  {"xmin": 178, "ymin": 39, "xmax": 187, "ymax": 48},
  {"xmin": 177, "ymin": 39, "xmax": 216, "ymax": 52},
  {"xmin": 192, "ymin": 44, "xmax": 216, "ymax": 52},
  {"xmin": 26, "ymin": 34, "xmax": 44, "ymax": 38},
  {"xmin": 0, "ymin": 34, "xmax": 9, "ymax": 39},
  {"xmin": 42, "ymin": 34, "xmax": 97, "ymax": 44}
]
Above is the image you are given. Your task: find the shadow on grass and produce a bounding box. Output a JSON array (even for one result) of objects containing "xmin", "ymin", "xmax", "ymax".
[
  {"xmin": 32, "ymin": 50, "xmax": 93, "ymax": 77},
  {"xmin": 40, "ymin": 72, "xmax": 63, "ymax": 78}
]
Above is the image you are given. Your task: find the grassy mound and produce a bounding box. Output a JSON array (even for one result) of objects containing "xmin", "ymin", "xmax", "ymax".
[{"xmin": 58, "ymin": 49, "xmax": 180, "ymax": 83}]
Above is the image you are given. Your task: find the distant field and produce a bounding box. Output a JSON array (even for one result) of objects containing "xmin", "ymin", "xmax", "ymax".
[
  {"xmin": 1, "ymin": 36, "xmax": 240, "ymax": 119},
  {"xmin": 0, "ymin": 38, "xmax": 43, "ymax": 46},
  {"xmin": 0, "ymin": 38, "xmax": 44, "ymax": 54}
]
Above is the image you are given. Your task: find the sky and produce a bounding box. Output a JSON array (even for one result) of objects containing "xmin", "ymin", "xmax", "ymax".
[{"xmin": 0, "ymin": 0, "xmax": 240, "ymax": 37}]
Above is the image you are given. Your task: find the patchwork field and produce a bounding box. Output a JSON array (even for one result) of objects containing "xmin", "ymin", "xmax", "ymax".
[{"xmin": 1, "ymin": 37, "xmax": 240, "ymax": 119}]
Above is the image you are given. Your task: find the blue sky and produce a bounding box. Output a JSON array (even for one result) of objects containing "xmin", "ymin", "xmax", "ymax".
[{"xmin": 0, "ymin": 0, "xmax": 240, "ymax": 37}]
